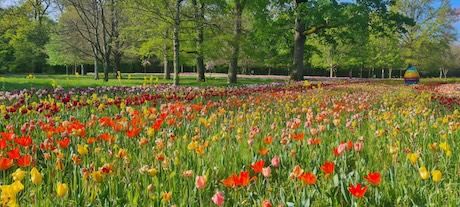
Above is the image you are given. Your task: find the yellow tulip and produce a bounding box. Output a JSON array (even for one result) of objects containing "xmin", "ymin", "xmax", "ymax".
[
  {"xmin": 0, "ymin": 181, "xmax": 24, "ymax": 206},
  {"xmin": 431, "ymin": 170, "xmax": 442, "ymax": 182},
  {"xmin": 56, "ymin": 182, "xmax": 69, "ymax": 197},
  {"xmin": 11, "ymin": 168, "xmax": 26, "ymax": 181},
  {"xmin": 407, "ymin": 153, "xmax": 419, "ymax": 165},
  {"xmin": 187, "ymin": 141, "xmax": 198, "ymax": 151},
  {"xmin": 439, "ymin": 142, "xmax": 450, "ymax": 151},
  {"xmin": 78, "ymin": 144, "xmax": 89, "ymax": 155},
  {"xmin": 30, "ymin": 167, "xmax": 43, "ymax": 185},
  {"xmin": 419, "ymin": 167, "xmax": 429, "ymax": 180},
  {"xmin": 147, "ymin": 168, "xmax": 158, "ymax": 177},
  {"xmin": 91, "ymin": 171, "xmax": 105, "ymax": 183},
  {"xmin": 116, "ymin": 148, "xmax": 128, "ymax": 158}
]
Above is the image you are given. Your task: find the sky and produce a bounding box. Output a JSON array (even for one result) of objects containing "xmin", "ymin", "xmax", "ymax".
[{"xmin": 452, "ymin": 1, "xmax": 460, "ymax": 39}]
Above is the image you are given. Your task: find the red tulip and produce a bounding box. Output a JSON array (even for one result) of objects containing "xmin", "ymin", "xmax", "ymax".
[
  {"xmin": 320, "ymin": 162, "xmax": 334, "ymax": 175},
  {"xmin": 364, "ymin": 172, "xmax": 381, "ymax": 185},
  {"xmin": 250, "ymin": 160, "xmax": 265, "ymax": 173},
  {"xmin": 15, "ymin": 136, "xmax": 32, "ymax": 147},
  {"xmin": 17, "ymin": 155, "xmax": 31, "ymax": 167},
  {"xmin": 7, "ymin": 147, "xmax": 20, "ymax": 159},
  {"xmin": 57, "ymin": 138, "xmax": 71, "ymax": 148},
  {"xmin": 348, "ymin": 183, "xmax": 368, "ymax": 198},
  {"xmin": 0, "ymin": 157, "xmax": 13, "ymax": 170}
]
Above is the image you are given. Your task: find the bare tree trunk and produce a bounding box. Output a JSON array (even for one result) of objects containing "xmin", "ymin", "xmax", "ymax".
[
  {"xmin": 111, "ymin": 0, "xmax": 118, "ymax": 78},
  {"xmin": 66, "ymin": 65, "xmax": 69, "ymax": 75},
  {"xmin": 173, "ymin": 0, "xmax": 182, "ymax": 86},
  {"xmin": 228, "ymin": 1, "xmax": 243, "ymax": 84},
  {"xmin": 81, "ymin": 64, "xmax": 84, "ymax": 75},
  {"xmin": 389, "ymin": 68, "xmax": 392, "ymax": 79},
  {"xmin": 163, "ymin": 29, "xmax": 171, "ymax": 80},
  {"xmin": 94, "ymin": 58, "xmax": 99, "ymax": 80},
  {"xmin": 194, "ymin": 0, "xmax": 205, "ymax": 82},
  {"xmin": 73, "ymin": 64, "xmax": 77, "ymax": 74},
  {"xmin": 360, "ymin": 66, "xmax": 363, "ymax": 78},
  {"xmin": 101, "ymin": 0, "xmax": 111, "ymax": 82},
  {"xmin": 381, "ymin": 68, "xmax": 384, "ymax": 79},
  {"xmin": 439, "ymin": 68, "xmax": 442, "ymax": 78},
  {"xmin": 163, "ymin": 50, "xmax": 170, "ymax": 80},
  {"xmin": 443, "ymin": 68, "xmax": 448, "ymax": 78}
]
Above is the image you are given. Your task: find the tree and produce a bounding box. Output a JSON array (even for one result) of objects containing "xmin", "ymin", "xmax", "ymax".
[
  {"xmin": 193, "ymin": 0, "xmax": 205, "ymax": 82},
  {"xmin": 285, "ymin": 0, "xmax": 411, "ymax": 80},
  {"xmin": 395, "ymin": 0, "xmax": 457, "ymax": 67},
  {"xmin": 227, "ymin": 0, "xmax": 247, "ymax": 83},
  {"xmin": 0, "ymin": 3, "xmax": 50, "ymax": 73},
  {"xmin": 63, "ymin": 0, "xmax": 122, "ymax": 81},
  {"xmin": 126, "ymin": 0, "xmax": 184, "ymax": 84}
]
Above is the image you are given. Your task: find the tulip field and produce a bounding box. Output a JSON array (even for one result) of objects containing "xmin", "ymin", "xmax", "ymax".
[{"xmin": 0, "ymin": 78, "xmax": 459, "ymax": 206}]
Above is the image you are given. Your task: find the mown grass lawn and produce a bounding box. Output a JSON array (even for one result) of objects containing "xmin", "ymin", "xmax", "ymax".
[{"xmin": 0, "ymin": 74, "xmax": 285, "ymax": 91}]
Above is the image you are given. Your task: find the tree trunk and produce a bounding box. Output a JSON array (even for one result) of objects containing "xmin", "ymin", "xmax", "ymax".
[
  {"xmin": 101, "ymin": 0, "xmax": 111, "ymax": 82},
  {"xmin": 114, "ymin": 52, "xmax": 121, "ymax": 78},
  {"xmin": 292, "ymin": 2, "xmax": 306, "ymax": 81},
  {"xmin": 94, "ymin": 58, "xmax": 99, "ymax": 80},
  {"xmin": 389, "ymin": 68, "xmax": 392, "ymax": 79},
  {"xmin": 360, "ymin": 66, "xmax": 363, "ymax": 78},
  {"xmin": 73, "ymin": 64, "xmax": 77, "ymax": 74},
  {"xmin": 381, "ymin": 68, "xmax": 384, "ymax": 79},
  {"xmin": 81, "ymin": 64, "xmax": 84, "ymax": 75},
  {"xmin": 173, "ymin": 0, "xmax": 181, "ymax": 86},
  {"xmin": 103, "ymin": 56, "xmax": 109, "ymax": 82},
  {"xmin": 439, "ymin": 68, "xmax": 442, "ymax": 78},
  {"xmin": 111, "ymin": 0, "xmax": 120, "ymax": 78},
  {"xmin": 163, "ymin": 51, "xmax": 170, "ymax": 80},
  {"xmin": 228, "ymin": 1, "xmax": 243, "ymax": 84},
  {"xmin": 66, "ymin": 65, "xmax": 69, "ymax": 76},
  {"xmin": 194, "ymin": 0, "xmax": 205, "ymax": 82},
  {"xmin": 329, "ymin": 64, "xmax": 333, "ymax": 78},
  {"xmin": 443, "ymin": 68, "xmax": 448, "ymax": 78}
]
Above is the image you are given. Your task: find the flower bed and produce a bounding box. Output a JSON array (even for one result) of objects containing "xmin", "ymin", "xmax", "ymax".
[{"xmin": 0, "ymin": 81, "xmax": 459, "ymax": 206}]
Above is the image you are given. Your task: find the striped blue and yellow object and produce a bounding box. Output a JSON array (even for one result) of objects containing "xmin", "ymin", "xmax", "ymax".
[{"xmin": 404, "ymin": 67, "xmax": 420, "ymax": 85}]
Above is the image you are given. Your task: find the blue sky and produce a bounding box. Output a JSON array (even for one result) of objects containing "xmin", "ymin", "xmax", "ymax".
[{"xmin": 452, "ymin": 1, "xmax": 460, "ymax": 38}]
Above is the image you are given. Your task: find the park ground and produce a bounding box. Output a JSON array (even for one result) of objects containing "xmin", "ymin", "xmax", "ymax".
[{"xmin": 1, "ymin": 73, "xmax": 459, "ymax": 92}]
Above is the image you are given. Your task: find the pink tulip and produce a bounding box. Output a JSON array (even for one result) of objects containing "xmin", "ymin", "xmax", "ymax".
[
  {"xmin": 247, "ymin": 139, "xmax": 254, "ymax": 147},
  {"xmin": 262, "ymin": 167, "xmax": 271, "ymax": 178},
  {"xmin": 212, "ymin": 191, "xmax": 224, "ymax": 206},
  {"xmin": 195, "ymin": 175, "xmax": 207, "ymax": 189},
  {"xmin": 354, "ymin": 142, "xmax": 363, "ymax": 152},
  {"xmin": 271, "ymin": 156, "xmax": 280, "ymax": 167}
]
